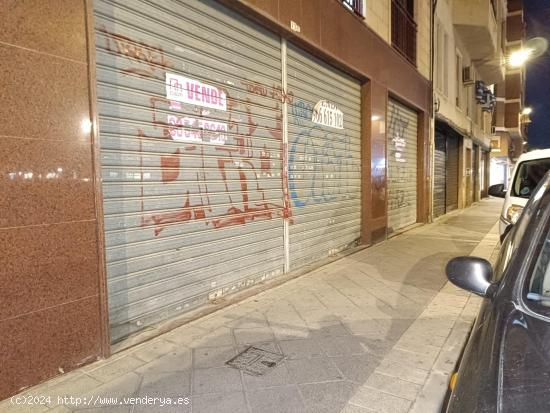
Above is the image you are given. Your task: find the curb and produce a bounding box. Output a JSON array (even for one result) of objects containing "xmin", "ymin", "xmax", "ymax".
[{"xmin": 408, "ymin": 220, "xmax": 500, "ymax": 413}]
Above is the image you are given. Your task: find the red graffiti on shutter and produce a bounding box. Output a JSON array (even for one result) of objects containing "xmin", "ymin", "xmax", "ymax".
[
  {"xmin": 135, "ymin": 81, "xmax": 292, "ymax": 236},
  {"xmin": 99, "ymin": 26, "xmax": 172, "ymax": 77},
  {"xmin": 160, "ymin": 148, "xmax": 180, "ymax": 182}
]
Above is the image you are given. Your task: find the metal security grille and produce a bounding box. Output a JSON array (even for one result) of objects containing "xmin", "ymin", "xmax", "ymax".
[
  {"xmin": 387, "ymin": 99, "xmax": 418, "ymax": 235},
  {"xmin": 446, "ymin": 135, "xmax": 459, "ymax": 211},
  {"xmin": 286, "ymin": 44, "xmax": 362, "ymax": 270},
  {"xmin": 480, "ymin": 152, "xmax": 486, "ymax": 194},
  {"xmin": 473, "ymin": 145, "xmax": 480, "ymax": 201},
  {"xmin": 433, "ymin": 133, "xmax": 446, "ymax": 218},
  {"xmin": 94, "ymin": 0, "xmax": 286, "ymax": 343}
]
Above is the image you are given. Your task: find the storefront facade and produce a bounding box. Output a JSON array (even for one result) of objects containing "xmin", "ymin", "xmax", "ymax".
[
  {"xmin": 431, "ymin": 0, "xmax": 504, "ymax": 218},
  {"xmin": 0, "ymin": 0, "xmax": 431, "ymax": 398}
]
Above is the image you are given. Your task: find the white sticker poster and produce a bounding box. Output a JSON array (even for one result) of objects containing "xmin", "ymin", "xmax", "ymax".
[
  {"xmin": 392, "ymin": 136, "xmax": 407, "ymax": 163},
  {"xmin": 167, "ymin": 115, "xmax": 227, "ymax": 145},
  {"xmin": 311, "ymin": 100, "xmax": 344, "ymax": 129},
  {"xmin": 166, "ymin": 72, "xmax": 227, "ymax": 111}
]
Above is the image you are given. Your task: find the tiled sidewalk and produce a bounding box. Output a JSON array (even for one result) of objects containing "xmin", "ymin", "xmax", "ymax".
[{"xmin": 1, "ymin": 199, "xmax": 502, "ymax": 413}]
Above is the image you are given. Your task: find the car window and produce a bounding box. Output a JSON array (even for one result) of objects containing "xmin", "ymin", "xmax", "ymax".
[
  {"xmin": 512, "ymin": 158, "xmax": 550, "ymax": 198},
  {"xmin": 527, "ymin": 230, "xmax": 550, "ymax": 307},
  {"xmin": 522, "ymin": 177, "xmax": 550, "ymax": 314},
  {"xmin": 493, "ymin": 233, "xmax": 514, "ymax": 281},
  {"xmin": 493, "ymin": 191, "xmax": 539, "ymax": 282}
]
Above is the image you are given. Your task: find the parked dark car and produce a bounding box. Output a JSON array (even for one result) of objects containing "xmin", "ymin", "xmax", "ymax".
[{"xmin": 445, "ymin": 172, "xmax": 550, "ymax": 413}]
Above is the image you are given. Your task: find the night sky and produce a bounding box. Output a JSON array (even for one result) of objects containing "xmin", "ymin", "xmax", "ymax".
[{"xmin": 524, "ymin": 0, "xmax": 550, "ymax": 149}]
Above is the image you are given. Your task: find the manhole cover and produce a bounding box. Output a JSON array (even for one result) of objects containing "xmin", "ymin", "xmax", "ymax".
[{"xmin": 226, "ymin": 346, "xmax": 284, "ymax": 376}]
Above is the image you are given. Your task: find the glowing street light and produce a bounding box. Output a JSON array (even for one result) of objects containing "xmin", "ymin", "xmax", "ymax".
[
  {"xmin": 507, "ymin": 37, "xmax": 549, "ymax": 68},
  {"xmin": 508, "ymin": 48, "xmax": 533, "ymax": 67},
  {"xmin": 522, "ymin": 107, "xmax": 533, "ymax": 115}
]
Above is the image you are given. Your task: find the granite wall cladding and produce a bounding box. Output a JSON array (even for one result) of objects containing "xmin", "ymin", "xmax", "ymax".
[{"xmin": 0, "ymin": 0, "xmax": 105, "ymax": 399}]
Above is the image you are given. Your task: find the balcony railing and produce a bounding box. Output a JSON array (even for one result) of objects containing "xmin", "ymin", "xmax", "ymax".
[
  {"xmin": 340, "ymin": 0, "xmax": 363, "ymax": 17},
  {"xmin": 391, "ymin": 0, "xmax": 417, "ymax": 66}
]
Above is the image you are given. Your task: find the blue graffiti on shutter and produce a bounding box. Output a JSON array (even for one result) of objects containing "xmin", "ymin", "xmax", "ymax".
[{"xmin": 288, "ymin": 98, "xmax": 357, "ymax": 208}]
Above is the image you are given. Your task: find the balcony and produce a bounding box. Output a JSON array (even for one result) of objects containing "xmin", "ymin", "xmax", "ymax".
[
  {"xmin": 340, "ymin": 0, "xmax": 363, "ymax": 17},
  {"xmin": 477, "ymin": 48, "xmax": 505, "ymax": 84},
  {"xmin": 453, "ymin": 0, "xmax": 503, "ymax": 83},
  {"xmin": 391, "ymin": 0, "xmax": 417, "ymax": 66},
  {"xmin": 453, "ymin": 0, "xmax": 498, "ymax": 60}
]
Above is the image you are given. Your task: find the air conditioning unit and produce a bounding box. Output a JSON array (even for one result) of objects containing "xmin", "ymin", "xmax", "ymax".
[{"xmin": 463, "ymin": 66, "xmax": 475, "ymax": 85}]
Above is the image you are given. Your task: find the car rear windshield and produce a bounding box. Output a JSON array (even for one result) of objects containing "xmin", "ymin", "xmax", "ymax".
[{"xmin": 512, "ymin": 158, "xmax": 550, "ymax": 198}]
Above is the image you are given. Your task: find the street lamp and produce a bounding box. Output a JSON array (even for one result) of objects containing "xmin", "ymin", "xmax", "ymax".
[
  {"xmin": 507, "ymin": 37, "xmax": 548, "ymax": 68},
  {"xmin": 522, "ymin": 107, "xmax": 533, "ymax": 115},
  {"xmin": 508, "ymin": 48, "xmax": 533, "ymax": 67}
]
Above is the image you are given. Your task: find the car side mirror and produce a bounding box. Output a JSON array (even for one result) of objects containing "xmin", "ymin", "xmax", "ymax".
[
  {"xmin": 488, "ymin": 183, "xmax": 506, "ymax": 198},
  {"xmin": 446, "ymin": 257, "xmax": 497, "ymax": 298}
]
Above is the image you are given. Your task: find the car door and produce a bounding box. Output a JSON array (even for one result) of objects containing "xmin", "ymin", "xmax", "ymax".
[
  {"xmin": 447, "ymin": 175, "xmax": 550, "ymax": 413},
  {"xmin": 500, "ymin": 191, "xmax": 550, "ymax": 413}
]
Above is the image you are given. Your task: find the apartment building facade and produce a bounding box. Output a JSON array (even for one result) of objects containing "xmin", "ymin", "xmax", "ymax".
[
  {"xmin": 1, "ymin": 0, "xmax": 433, "ymax": 398},
  {"xmin": 432, "ymin": 0, "xmax": 505, "ymax": 217},
  {"xmin": 490, "ymin": 0, "xmax": 528, "ymax": 185}
]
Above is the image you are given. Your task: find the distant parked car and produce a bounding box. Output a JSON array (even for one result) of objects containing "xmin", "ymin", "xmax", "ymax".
[
  {"xmin": 488, "ymin": 148, "xmax": 550, "ymax": 236},
  {"xmin": 446, "ymin": 171, "xmax": 550, "ymax": 413}
]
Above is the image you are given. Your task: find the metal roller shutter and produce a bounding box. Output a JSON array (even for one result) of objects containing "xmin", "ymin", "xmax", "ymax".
[
  {"xmin": 473, "ymin": 145, "xmax": 480, "ymax": 201},
  {"xmin": 286, "ymin": 44, "xmax": 362, "ymax": 270},
  {"xmin": 479, "ymin": 151, "xmax": 486, "ymax": 193},
  {"xmin": 466, "ymin": 148, "xmax": 473, "ymax": 206},
  {"xmin": 94, "ymin": 0, "xmax": 285, "ymax": 342},
  {"xmin": 446, "ymin": 135, "xmax": 459, "ymax": 211},
  {"xmin": 433, "ymin": 132, "xmax": 446, "ymax": 218},
  {"xmin": 387, "ymin": 99, "xmax": 418, "ymax": 235}
]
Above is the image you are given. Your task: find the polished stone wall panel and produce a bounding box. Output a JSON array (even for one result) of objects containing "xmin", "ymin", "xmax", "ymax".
[
  {"xmin": 0, "ymin": 0, "xmax": 104, "ymax": 400},
  {"xmin": 0, "ymin": 297, "xmax": 102, "ymax": 398},
  {"xmin": 0, "ymin": 0, "xmax": 88, "ymax": 62},
  {"xmin": 0, "ymin": 221, "xmax": 99, "ymax": 320},
  {"xmin": 0, "ymin": 137, "xmax": 95, "ymax": 227},
  {"xmin": 0, "ymin": 44, "xmax": 90, "ymax": 141}
]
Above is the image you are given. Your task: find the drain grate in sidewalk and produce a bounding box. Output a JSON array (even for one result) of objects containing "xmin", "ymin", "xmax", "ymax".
[{"xmin": 226, "ymin": 346, "xmax": 284, "ymax": 376}]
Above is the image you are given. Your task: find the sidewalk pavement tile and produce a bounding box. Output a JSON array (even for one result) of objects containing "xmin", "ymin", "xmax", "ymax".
[
  {"xmin": 364, "ymin": 372, "xmax": 422, "ymax": 401},
  {"xmin": 331, "ymin": 354, "xmax": 382, "ymax": 383},
  {"xmin": 349, "ymin": 386, "xmax": 412, "ymax": 413},
  {"xmin": 135, "ymin": 347, "xmax": 192, "ymax": 375},
  {"xmin": 233, "ymin": 327, "xmax": 275, "ymax": 345},
  {"xmin": 298, "ymin": 381, "xmax": 359, "ymax": 413},
  {"xmin": 85, "ymin": 356, "xmax": 146, "ymax": 383},
  {"xmin": 136, "ymin": 372, "xmax": 191, "ymax": 398},
  {"xmin": 247, "ymin": 385, "xmax": 304, "ymax": 413},
  {"xmin": 192, "ymin": 366, "xmax": 242, "ymax": 395},
  {"xmin": 193, "ymin": 345, "xmax": 237, "ymax": 369},
  {"xmin": 278, "ymin": 338, "xmax": 325, "ymax": 360},
  {"xmin": 306, "ymin": 321, "xmax": 350, "ymax": 337},
  {"xmin": 340, "ymin": 404, "xmax": 376, "ymax": 413},
  {"xmin": 162, "ymin": 325, "xmax": 208, "ymax": 346},
  {"xmin": 187, "ymin": 327, "xmax": 235, "ymax": 349},
  {"xmin": 374, "ymin": 359, "xmax": 430, "ymax": 385},
  {"xmin": 130, "ymin": 339, "xmax": 178, "ymax": 363},
  {"xmin": 317, "ymin": 335, "xmax": 369, "ymax": 357},
  {"xmin": 285, "ymin": 357, "xmax": 343, "ymax": 384},
  {"xmin": 192, "ymin": 392, "xmax": 247, "ymax": 413},
  {"xmin": 384, "ymin": 348, "xmax": 439, "ymax": 371}
]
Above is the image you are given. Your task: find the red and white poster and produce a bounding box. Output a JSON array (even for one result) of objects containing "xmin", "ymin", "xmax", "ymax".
[{"xmin": 166, "ymin": 72, "xmax": 227, "ymax": 111}]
